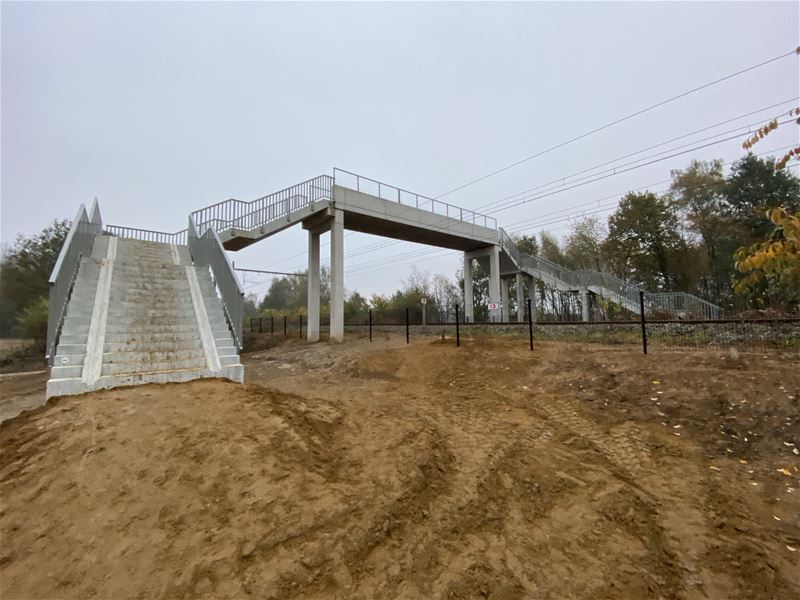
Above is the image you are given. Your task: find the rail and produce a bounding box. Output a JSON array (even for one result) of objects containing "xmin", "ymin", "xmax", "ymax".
[
  {"xmin": 106, "ymin": 224, "xmax": 188, "ymax": 245},
  {"xmin": 334, "ymin": 168, "xmax": 498, "ymax": 229},
  {"xmin": 46, "ymin": 199, "xmax": 103, "ymax": 363},
  {"xmin": 191, "ymin": 175, "xmax": 334, "ymax": 236},
  {"xmin": 188, "ymin": 215, "xmax": 244, "ymax": 349},
  {"xmin": 500, "ymin": 229, "xmax": 722, "ymax": 319}
]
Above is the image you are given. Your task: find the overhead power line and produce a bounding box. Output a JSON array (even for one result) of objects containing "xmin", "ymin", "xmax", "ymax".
[
  {"xmin": 269, "ymin": 99, "xmax": 797, "ymax": 273},
  {"xmin": 434, "ymin": 48, "xmax": 799, "ymax": 199},
  {"xmin": 342, "ymin": 144, "xmax": 798, "ymax": 275}
]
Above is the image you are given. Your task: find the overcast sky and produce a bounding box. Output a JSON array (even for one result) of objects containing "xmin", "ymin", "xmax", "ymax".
[{"xmin": 2, "ymin": 1, "xmax": 798, "ymax": 300}]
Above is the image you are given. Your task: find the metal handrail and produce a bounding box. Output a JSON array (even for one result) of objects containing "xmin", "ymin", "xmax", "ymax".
[
  {"xmin": 333, "ymin": 168, "xmax": 498, "ymax": 230},
  {"xmin": 188, "ymin": 215, "xmax": 244, "ymax": 349},
  {"xmin": 46, "ymin": 199, "xmax": 102, "ymax": 363},
  {"xmin": 501, "ymin": 230, "xmax": 722, "ymax": 319},
  {"xmin": 106, "ymin": 224, "xmax": 188, "ymax": 245},
  {"xmin": 191, "ymin": 175, "xmax": 334, "ymax": 236}
]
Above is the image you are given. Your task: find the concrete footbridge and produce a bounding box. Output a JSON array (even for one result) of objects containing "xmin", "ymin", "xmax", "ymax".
[
  {"xmin": 191, "ymin": 168, "xmax": 721, "ymax": 335},
  {"xmin": 46, "ymin": 168, "xmax": 721, "ymax": 396}
]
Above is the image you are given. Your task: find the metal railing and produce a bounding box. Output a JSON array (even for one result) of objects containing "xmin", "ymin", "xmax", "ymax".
[
  {"xmin": 191, "ymin": 175, "xmax": 334, "ymax": 236},
  {"xmin": 188, "ymin": 216, "xmax": 244, "ymax": 349},
  {"xmin": 105, "ymin": 224, "xmax": 188, "ymax": 245},
  {"xmin": 46, "ymin": 199, "xmax": 103, "ymax": 363},
  {"xmin": 334, "ymin": 168, "xmax": 498, "ymax": 229},
  {"xmin": 500, "ymin": 228, "xmax": 723, "ymax": 320}
]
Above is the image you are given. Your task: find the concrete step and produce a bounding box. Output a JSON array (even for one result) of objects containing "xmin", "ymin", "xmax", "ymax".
[
  {"xmin": 105, "ymin": 322, "xmax": 200, "ymax": 334},
  {"xmin": 104, "ymin": 340, "xmax": 203, "ymax": 352},
  {"xmin": 108, "ymin": 302, "xmax": 196, "ymax": 319},
  {"xmin": 51, "ymin": 353, "xmax": 85, "ymax": 367},
  {"xmin": 219, "ymin": 355, "xmax": 241, "ymax": 367},
  {"xmin": 56, "ymin": 343, "xmax": 87, "ymax": 356},
  {"xmin": 104, "ymin": 312, "xmax": 197, "ymax": 323},
  {"xmin": 50, "ymin": 365, "xmax": 83, "ymax": 379},
  {"xmin": 104, "ymin": 331, "xmax": 202, "ymax": 343},
  {"xmin": 112, "ymin": 265, "xmax": 184, "ymax": 274},
  {"xmin": 114, "ymin": 269, "xmax": 188, "ymax": 285},
  {"xmin": 62, "ymin": 319, "xmax": 90, "ymax": 333},
  {"xmin": 111, "ymin": 282, "xmax": 191, "ymax": 291},
  {"xmin": 101, "ymin": 357, "xmax": 207, "ymax": 376},
  {"xmin": 58, "ymin": 333, "xmax": 91, "ymax": 345},
  {"xmin": 107, "ymin": 299, "xmax": 195, "ymax": 310},
  {"xmin": 103, "ymin": 349, "xmax": 206, "ymax": 363}
]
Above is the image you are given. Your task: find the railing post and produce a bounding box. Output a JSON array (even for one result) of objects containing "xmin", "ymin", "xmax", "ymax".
[
  {"xmin": 406, "ymin": 307, "xmax": 410, "ymax": 344},
  {"xmin": 369, "ymin": 310, "xmax": 373, "ymax": 342},
  {"xmin": 455, "ymin": 304, "xmax": 460, "ymax": 347},
  {"xmin": 639, "ymin": 291, "xmax": 648, "ymax": 355},
  {"xmin": 528, "ymin": 298, "xmax": 533, "ymax": 352}
]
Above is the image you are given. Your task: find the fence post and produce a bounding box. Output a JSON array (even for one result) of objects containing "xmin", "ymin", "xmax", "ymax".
[
  {"xmin": 284, "ymin": 315, "xmax": 287, "ymax": 337},
  {"xmin": 527, "ymin": 298, "xmax": 533, "ymax": 352},
  {"xmin": 299, "ymin": 315, "xmax": 303, "ymax": 339},
  {"xmin": 259, "ymin": 317, "xmax": 263, "ymax": 334},
  {"xmin": 455, "ymin": 304, "xmax": 460, "ymax": 347},
  {"xmin": 369, "ymin": 310, "xmax": 373, "ymax": 342},
  {"xmin": 405, "ymin": 307, "xmax": 410, "ymax": 344},
  {"xmin": 639, "ymin": 291, "xmax": 648, "ymax": 355}
]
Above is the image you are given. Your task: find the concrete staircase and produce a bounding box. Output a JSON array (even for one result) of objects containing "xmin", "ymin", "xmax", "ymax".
[{"xmin": 46, "ymin": 236, "xmax": 243, "ymax": 398}]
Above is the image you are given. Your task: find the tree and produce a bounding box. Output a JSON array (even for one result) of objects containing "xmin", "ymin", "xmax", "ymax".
[
  {"xmin": 258, "ymin": 268, "xmax": 330, "ymax": 316},
  {"xmin": 512, "ymin": 233, "xmax": 539, "ymax": 256},
  {"xmin": 344, "ymin": 291, "xmax": 370, "ymax": 322},
  {"xmin": 538, "ymin": 231, "xmax": 566, "ymax": 264},
  {"xmin": 734, "ymin": 207, "xmax": 800, "ymax": 312},
  {"xmin": 242, "ymin": 293, "xmax": 260, "ymax": 317},
  {"xmin": 724, "ymin": 154, "xmax": 800, "ymax": 240},
  {"xmin": 604, "ymin": 192, "xmax": 690, "ymax": 290},
  {"xmin": 669, "ymin": 159, "xmax": 736, "ymax": 303},
  {"xmin": 431, "ymin": 274, "xmax": 459, "ymax": 321},
  {"xmin": 563, "ymin": 216, "xmax": 607, "ymax": 271},
  {"xmin": 0, "ymin": 220, "xmax": 70, "ymax": 337}
]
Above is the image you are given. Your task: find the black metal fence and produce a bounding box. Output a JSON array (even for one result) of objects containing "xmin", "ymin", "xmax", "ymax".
[{"xmin": 246, "ymin": 311, "xmax": 800, "ymax": 353}]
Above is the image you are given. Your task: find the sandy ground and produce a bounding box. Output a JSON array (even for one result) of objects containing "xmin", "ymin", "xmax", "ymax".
[{"xmin": 1, "ymin": 334, "xmax": 798, "ymax": 599}]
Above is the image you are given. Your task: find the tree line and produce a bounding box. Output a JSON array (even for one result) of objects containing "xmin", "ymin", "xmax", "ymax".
[{"xmin": 1, "ymin": 153, "xmax": 798, "ymax": 340}]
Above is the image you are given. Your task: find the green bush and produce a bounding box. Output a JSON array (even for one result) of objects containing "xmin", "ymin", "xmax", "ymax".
[{"xmin": 17, "ymin": 296, "xmax": 49, "ymax": 352}]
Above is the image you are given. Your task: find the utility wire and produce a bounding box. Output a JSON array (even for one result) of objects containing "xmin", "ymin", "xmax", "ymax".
[
  {"xmin": 268, "ymin": 99, "xmax": 797, "ymax": 272},
  {"xmin": 434, "ymin": 49, "xmax": 798, "ymax": 199}
]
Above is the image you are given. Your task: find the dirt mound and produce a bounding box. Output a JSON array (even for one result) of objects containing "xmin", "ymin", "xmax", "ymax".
[{"xmin": 1, "ymin": 337, "xmax": 798, "ymax": 598}]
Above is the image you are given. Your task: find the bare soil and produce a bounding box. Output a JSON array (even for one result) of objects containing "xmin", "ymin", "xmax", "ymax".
[{"xmin": 1, "ymin": 335, "xmax": 798, "ymax": 599}]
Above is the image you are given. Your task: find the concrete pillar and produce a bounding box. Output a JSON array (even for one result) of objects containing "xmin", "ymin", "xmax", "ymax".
[
  {"xmin": 330, "ymin": 209, "xmax": 345, "ymax": 342},
  {"xmin": 463, "ymin": 253, "xmax": 474, "ymax": 322},
  {"xmin": 307, "ymin": 231, "xmax": 320, "ymax": 342},
  {"xmin": 529, "ymin": 275, "xmax": 537, "ymax": 323},
  {"xmin": 515, "ymin": 272, "xmax": 524, "ymax": 322},
  {"xmin": 488, "ymin": 245, "xmax": 501, "ymax": 322},
  {"xmin": 580, "ymin": 287, "xmax": 590, "ymax": 322},
  {"xmin": 500, "ymin": 277, "xmax": 509, "ymax": 322}
]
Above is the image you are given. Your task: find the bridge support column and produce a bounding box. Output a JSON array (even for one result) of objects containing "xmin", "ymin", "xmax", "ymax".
[
  {"xmin": 515, "ymin": 273, "xmax": 525, "ymax": 322},
  {"xmin": 307, "ymin": 231, "xmax": 320, "ymax": 342},
  {"xmin": 580, "ymin": 287, "xmax": 590, "ymax": 322},
  {"xmin": 488, "ymin": 245, "xmax": 501, "ymax": 322},
  {"xmin": 500, "ymin": 277, "xmax": 509, "ymax": 322},
  {"xmin": 463, "ymin": 253, "xmax": 474, "ymax": 322},
  {"xmin": 330, "ymin": 209, "xmax": 345, "ymax": 342},
  {"xmin": 529, "ymin": 276, "xmax": 537, "ymax": 323}
]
